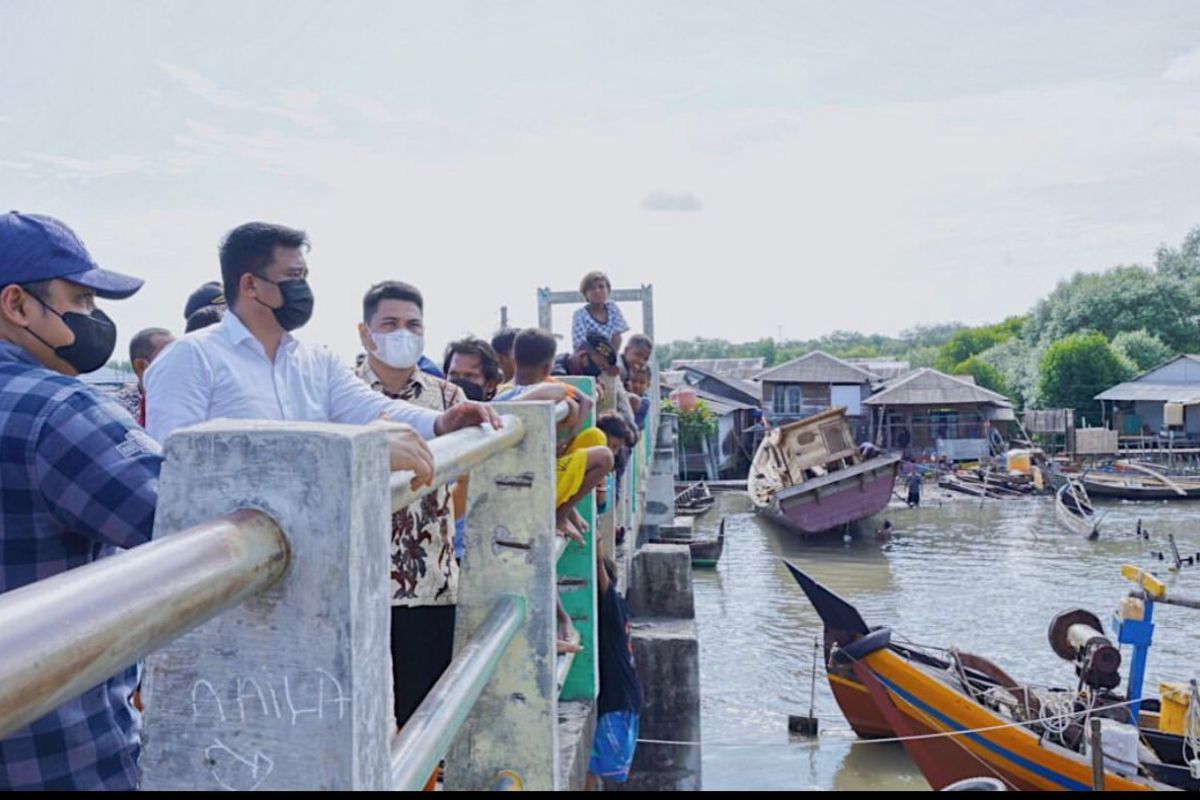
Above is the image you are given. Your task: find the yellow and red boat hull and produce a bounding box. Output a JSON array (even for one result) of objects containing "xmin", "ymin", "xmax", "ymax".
[{"xmin": 852, "ymin": 646, "xmax": 1163, "ymax": 791}]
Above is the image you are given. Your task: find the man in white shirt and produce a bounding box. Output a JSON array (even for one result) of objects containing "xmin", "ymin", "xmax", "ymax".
[{"xmin": 145, "ymin": 222, "xmax": 498, "ymax": 450}]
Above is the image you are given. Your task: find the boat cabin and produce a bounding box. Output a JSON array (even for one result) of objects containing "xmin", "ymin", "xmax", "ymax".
[{"xmin": 749, "ymin": 406, "xmax": 863, "ymax": 503}]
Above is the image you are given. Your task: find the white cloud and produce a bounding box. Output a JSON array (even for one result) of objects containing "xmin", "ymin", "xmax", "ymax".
[
  {"xmin": 157, "ymin": 61, "xmax": 246, "ymax": 109},
  {"xmin": 279, "ymin": 88, "xmax": 320, "ymax": 112},
  {"xmin": 158, "ymin": 62, "xmax": 332, "ymax": 134},
  {"xmin": 337, "ymin": 92, "xmax": 398, "ymax": 124},
  {"xmin": 31, "ymin": 153, "xmax": 143, "ymax": 177},
  {"xmin": 642, "ymin": 191, "xmax": 703, "ymax": 212},
  {"xmin": 1164, "ymin": 45, "xmax": 1200, "ymax": 82}
]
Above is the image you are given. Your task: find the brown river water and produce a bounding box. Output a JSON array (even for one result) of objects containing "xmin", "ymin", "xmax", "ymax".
[{"xmin": 689, "ymin": 486, "xmax": 1200, "ymax": 791}]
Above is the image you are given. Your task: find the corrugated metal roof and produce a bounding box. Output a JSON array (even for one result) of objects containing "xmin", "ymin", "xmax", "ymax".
[
  {"xmin": 659, "ymin": 370, "xmax": 686, "ymax": 390},
  {"xmin": 1094, "ymin": 381, "xmax": 1200, "ymax": 403},
  {"xmin": 692, "ymin": 388, "xmax": 756, "ymax": 415},
  {"xmin": 1129, "ymin": 354, "xmax": 1200, "ymax": 383},
  {"xmin": 863, "ymin": 368, "xmax": 1012, "ymax": 407},
  {"xmin": 659, "ymin": 373, "xmax": 756, "ymax": 415},
  {"xmin": 676, "ymin": 364, "xmax": 763, "ymax": 403},
  {"xmin": 671, "ymin": 357, "xmax": 764, "ymax": 380},
  {"xmin": 846, "ymin": 359, "xmax": 910, "ymax": 381},
  {"xmin": 753, "ymin": 351, "xmax": 877, "ymax": 384}
]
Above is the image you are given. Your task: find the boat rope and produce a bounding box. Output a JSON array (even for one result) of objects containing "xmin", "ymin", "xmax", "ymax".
[
  {"xmin": 1186, "ymin": 679, "xmax": 1200, "ymax": 777},
  {"xmin": 635, "ymin": 696, "xmax": 1146, "ymax": 749}
]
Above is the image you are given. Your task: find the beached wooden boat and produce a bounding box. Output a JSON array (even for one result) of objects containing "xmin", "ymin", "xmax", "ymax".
[
  {"xmin": 1082, "ymin": 468, "xmax": 1200, "ymax": 501},
  {"xmin": 785, "ymin": 563, "xmax": 1188, "ymax": 791},
  {"xmin": 1056, "ymin": 479, "xmax": 1100, "ymax": 539},
  {"xmin": 747, "ymin": 407, "xmax": 899, "ymax": 535}
]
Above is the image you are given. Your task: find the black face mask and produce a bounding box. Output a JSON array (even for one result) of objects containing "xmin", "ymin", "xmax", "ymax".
[
  {"xmin": 255, "ymin": 277, "xmax": 314, "ymax": 331},
  {"xmin": 30, "ymin": 297, "xmax": 118, "ymax": 374},
  {"xmin": 450, "ymin": 376, "xmax": 486, "ymax": 402},
  {"xmin": 580, "ymin": 359, "xmax": 603, "ymax": 377}
]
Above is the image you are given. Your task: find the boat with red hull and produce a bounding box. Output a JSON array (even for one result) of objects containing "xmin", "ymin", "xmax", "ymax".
[{"xmin": 748, "ymin": 407, "xmax": 899, "ymax": 534}]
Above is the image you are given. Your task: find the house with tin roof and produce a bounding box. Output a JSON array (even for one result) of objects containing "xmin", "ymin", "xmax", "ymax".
[
  {"xmin": 753, "ymin": 351, "xmax": 880, "ymax": 441},
  {"xmin": 863, "ymin": 368, "xmax": 1015, "ymax": 460},
  {"xmin": 1094, "ymin": 355, "xmax": 1200, "ymax": 442}
]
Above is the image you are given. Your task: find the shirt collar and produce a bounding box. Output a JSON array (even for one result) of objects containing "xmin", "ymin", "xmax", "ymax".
[
  {"xmin": 220, "ymin": 310, "xmax": 295, "ymax": 352},
  {"xmin": 0, "ymin": 340, "xmax": 40, "ymax": 366},
  {"xmin": 357, "ymin": 359, "xmax": 428, "ymax": 400}
]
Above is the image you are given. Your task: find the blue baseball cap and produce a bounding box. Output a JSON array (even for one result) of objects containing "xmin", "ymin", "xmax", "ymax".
[
  {"xmin": 184, "ymin": 281, "xmax": 226, "ymax": 319},
  {"xmin": 0, "ymin": 211, "xmax": 144, "ymax": 299}
]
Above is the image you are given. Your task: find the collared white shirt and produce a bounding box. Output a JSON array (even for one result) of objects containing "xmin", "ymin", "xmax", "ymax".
[{"xmin": 144, "ymin": 311, "xmax": 440, "ymax": 442}]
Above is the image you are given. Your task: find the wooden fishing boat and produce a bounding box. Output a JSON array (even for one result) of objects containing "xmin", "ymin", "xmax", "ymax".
[
  {"xmin": 1055, "ymin": 479, "xmax": 1100, "ymax": 539},
  {"xmin": 1082, "ymin": 469, "xmax": 1200, "ymax": 501},
  {"xmin": 674, "ymin": 481, "xmax": 715, "ymax": 516},
  {"xmin": 653, "ymin": 518, "xmax": 725, "ymax": 568},
  {"xmin": 747, "ymin": 407, "xmax": 899, "ymax": 535},
  {"xmin": 688, "ymin": 518, "xmax": 725, "ymax": 568},
  {"xmin": 786, "ymin": 563, "xmax": 1195, "ymax": 791}
]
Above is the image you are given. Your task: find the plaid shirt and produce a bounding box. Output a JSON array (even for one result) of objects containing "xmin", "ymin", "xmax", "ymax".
[
  {"xmin": 0, "ymin": 342, "xmax": 161, "ymax": 790},
  {"xmin": 571, "ymin": 302, "xmax": 628, "ymax": 350}
]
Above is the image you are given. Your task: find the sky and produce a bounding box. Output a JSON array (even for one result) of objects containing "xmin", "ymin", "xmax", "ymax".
[{"xmin": 3, "ymin": 0, "xmax": 1200, "ymax": 362}]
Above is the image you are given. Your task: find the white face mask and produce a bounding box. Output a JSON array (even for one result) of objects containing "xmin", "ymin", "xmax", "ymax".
[{"xmin": 371, "ymin": 329, "xmax": 424, "ymax": 369}]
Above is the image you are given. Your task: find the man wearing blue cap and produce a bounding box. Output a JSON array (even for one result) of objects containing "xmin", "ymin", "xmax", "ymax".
[{"xmin": 0, "ymin": 212, "xmax": 160, "ymax": 790}]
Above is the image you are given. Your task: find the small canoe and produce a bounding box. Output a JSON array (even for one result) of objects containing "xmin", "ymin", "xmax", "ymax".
[
  {"xmin": 1056, "ymin": 479, "xmax": 1100, "ymax": 540},
  {"xmin": 689, "ymin": 519, "xmax": 725, "ymax": 568},
  {"xmin": 675, "ymin": 481, "xmax": 715, "ymax": 516}
]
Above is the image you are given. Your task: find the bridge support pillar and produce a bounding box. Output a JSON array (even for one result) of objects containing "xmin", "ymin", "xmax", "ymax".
[{"xmin": 140, "ymin": 421, "xmax": 393, "ymax": 791}]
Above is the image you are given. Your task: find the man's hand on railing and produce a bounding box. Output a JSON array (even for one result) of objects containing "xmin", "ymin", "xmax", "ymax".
[
  {"xmin": 433, "ymin": 401, "xmax": 502, "ymax": 436},
  {"xmin": 371, "ymin": 420, "xmax": 435, "ymax": 488}
]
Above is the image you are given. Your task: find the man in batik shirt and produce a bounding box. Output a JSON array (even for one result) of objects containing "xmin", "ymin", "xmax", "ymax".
[{"xmin": 355, "ymin": 280, "xmax": 466, "ymax": 730}]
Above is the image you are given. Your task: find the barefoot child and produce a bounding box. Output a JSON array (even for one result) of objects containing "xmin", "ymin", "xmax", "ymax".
[{"xmin": 494, "ymin": 327, "xmax": 615, "ymax": 543}]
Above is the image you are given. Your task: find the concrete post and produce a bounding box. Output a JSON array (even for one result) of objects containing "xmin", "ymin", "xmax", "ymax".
[
  {"xmin": 537, "ymin": 287, "xmax": 552, "ymax": 332},
  {"xmin": 616, "ymin": 544, "xmax": 702, "ymax": 793},
  {"xmin": 642, "ymin": 413, "xmax": 678, "ymax": 545},
  {"xmin": 640, "ymin": 283, "xmax": 654, "ymax": 342},
  {"xmin": 140, "ymin": 421, "xmax": 392, "ymax": 791},
  {"xmin": 447, "ymin": 402, "xmax": 561, "ymax": 791},
  {"xmin": 626, "ymin": 544, "xmax": 694, "ymax": 620}
]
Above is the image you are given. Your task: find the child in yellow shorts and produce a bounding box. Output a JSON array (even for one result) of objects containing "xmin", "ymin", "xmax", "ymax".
[{"xmin": 494, "ymin": 328, "xmax": 615, "ymax": 542}]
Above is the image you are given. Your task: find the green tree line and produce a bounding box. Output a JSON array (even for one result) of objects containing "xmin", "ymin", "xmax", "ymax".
[{"xmin": 657, "ymin": 227, "xmax": 1200, "ymax": 422}]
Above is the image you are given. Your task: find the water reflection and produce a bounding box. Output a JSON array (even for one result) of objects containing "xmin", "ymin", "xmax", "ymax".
[{"xmin": 692, "ymin": 487, "xmax": 1200, "ymax": 791}]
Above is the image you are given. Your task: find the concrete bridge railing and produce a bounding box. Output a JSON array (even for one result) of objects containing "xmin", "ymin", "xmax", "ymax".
[{"xmin": 0, "ymin": 397, "xmax": 621, "ymax": 791}]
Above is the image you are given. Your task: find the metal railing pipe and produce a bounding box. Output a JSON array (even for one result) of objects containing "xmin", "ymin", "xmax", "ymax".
[
  {"xmin": 390, "ymin": 594, "xmax": 526, "ymax": 790},
  {"xmin": 390, "ymin": 401, "xmax": 571, "ymax": 512},
  {"xmin": 0, "ymin": 509, "xmax": 289, "ymax": 739}
]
